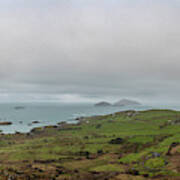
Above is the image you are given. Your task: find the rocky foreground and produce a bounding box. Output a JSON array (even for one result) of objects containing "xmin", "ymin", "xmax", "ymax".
[{"xmin": 0, "ymin": 110, "xmax": 180, "ymax": 179}]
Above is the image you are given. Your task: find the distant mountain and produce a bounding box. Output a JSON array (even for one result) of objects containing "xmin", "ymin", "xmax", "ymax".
[
  {"xmin": 95, "ymin": 101, "xmax": 112, "ymax": 107},
  {"xmin": 113, "ymin": 99, "xmax": 141, "ymax": 106}
]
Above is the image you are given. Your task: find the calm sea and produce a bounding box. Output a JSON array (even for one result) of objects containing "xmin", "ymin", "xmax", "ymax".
[{"xmin": 0, "ymin": 102, "xmax": 177, "ymax": 134}]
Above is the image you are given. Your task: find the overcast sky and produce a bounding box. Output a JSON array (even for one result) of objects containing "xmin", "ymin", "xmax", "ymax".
[{"xmin": 0, "ymin": 0, "xmax": 180, "ymax": 103}]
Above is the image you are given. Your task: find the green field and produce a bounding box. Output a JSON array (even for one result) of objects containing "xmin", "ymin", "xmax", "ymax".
[{"xmin": 0, "ymin": 109, "xmax": 180, "ymax": 179}]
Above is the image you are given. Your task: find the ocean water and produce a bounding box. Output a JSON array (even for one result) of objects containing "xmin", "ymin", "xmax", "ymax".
[{"xmin": 0, "ymin": 102, "xmax": 177, "ymax": 134}]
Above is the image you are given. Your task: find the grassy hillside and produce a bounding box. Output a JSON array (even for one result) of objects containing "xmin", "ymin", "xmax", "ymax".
[{"xmin": 0, "ymin": 110, "xmax": 180, "ymax": 179}]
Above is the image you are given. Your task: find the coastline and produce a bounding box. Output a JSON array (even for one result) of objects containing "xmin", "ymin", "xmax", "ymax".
[
  {"xmin": 0, "ymin": 102, "xmax": 153, "ymax": 134},
  {"xmin": 0, "ymin": 109, "xmax": 179, "ymax": 179}
]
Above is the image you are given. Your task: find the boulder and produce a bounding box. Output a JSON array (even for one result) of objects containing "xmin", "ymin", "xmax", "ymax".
[
  {"xmin": 32, "ymin": 121, "xmax": 40, "ymax": 124},
  {"xmin": 109, "ymin": 137, "xmax": 124, "ymax": 144},
  {"xmin": 151, "ymin": 152, "xmax": 161, "ymax": 158}
]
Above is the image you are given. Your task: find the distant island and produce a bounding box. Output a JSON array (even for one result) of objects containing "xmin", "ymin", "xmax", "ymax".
[
  {"xmin": 94, "ymin": 101, "xmax": 112, "ymax": 107},
  {"xmin": 95, "ymin": 99, "xmax": 141, "ymax": 107},
  {"xmin": 14, "ymin": 106, "xmax": 25, "ymax": 110},
  {"xmin": 113, "ymin": 99, "xmax": 141, "ymax": 106}
]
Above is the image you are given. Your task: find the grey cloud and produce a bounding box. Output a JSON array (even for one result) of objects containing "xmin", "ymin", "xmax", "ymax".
[{"xmin": 0, "ymin": 0, "xmax": 180, "ymax": 103}]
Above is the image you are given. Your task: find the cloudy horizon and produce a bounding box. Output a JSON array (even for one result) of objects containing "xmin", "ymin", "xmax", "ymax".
[{"xmin": 0, "ymin": 0, "xmax": 180, "ymax": 104}]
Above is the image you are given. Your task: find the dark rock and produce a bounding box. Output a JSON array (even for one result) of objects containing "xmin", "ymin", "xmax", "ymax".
[
  {"xmin": 127, "ymin": 168, "xmax": 139, "ymax": 176},
  {"xmin": 97, "ymin": 150, "xmax": 103, "ymax": 155},
  {"xmin": 109, "ymin": 138, "xmax": 124, "ymax": 144},
  {"xmin": 165, "ymin": 160, "xmax": 168, "ymax": 165},
  {"xmin": 0, "ymin": 122, "xmax": 12, "ymax": 125},
  {"xmin": 151, "ymin": 152, "xmax": 161, "ymax": 158},
  {"xmin": 57, "ymin": 121, "xmax": 67, "ymax": 126},
  {"xmin": 84, "ymin": 136, "xmax": 89, "ymax": 139},
  {"xmin": 34, "ymin": 159, "xmax": 55, "ymax": 164},
  {"xmin": 15, "ymin": 170, "xmax": 24, "ymax": 175},
  {"xmin": 90, "ymin": 171, "xmax": 101, "ymax": 175},
  {"xmin": 79, "ymin": 151, "xmax": 90, "ymax": 158},
  {"xmin": 38, "ymin": 168, "xmax": 44, "ymax": 173},
  {"xmin": 75, "ymin": 117, "xmax": 85, "ymax": 121},
  {"xmin": 15, "ymin": 131, "xmax": 22, "ymax": 135},
  {"xmin": 56, "ymin": 169, "xmax": 64, "ymax": 174},
  {"xmin": 166, "ymin": 142, "xmax": 180, "ymax": 155},
  {"xmin": 143, "ymin": 174, "xmax": 149, "ymax": 177},
  {"xmin": 96, "ymin": 124, "xmax": 102, "ymax": 129},
  {"xmin": 32, "ymin": 121, "xmax": 40, "ymax": 124},
  {"xmin": 26, "ymin": 133, "xmax": 31, "ymax": 136},
  {"xmin": 74, "ymin": 169, "xmax": 79, "ymax": 173}
]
